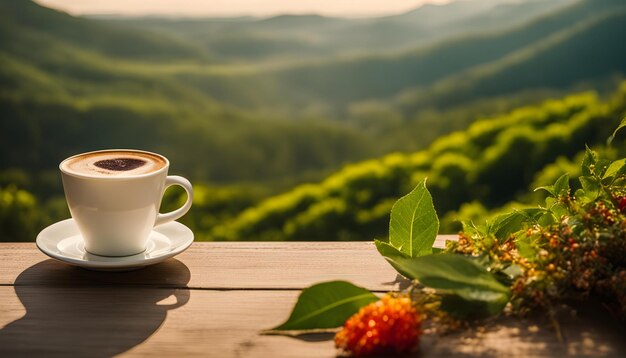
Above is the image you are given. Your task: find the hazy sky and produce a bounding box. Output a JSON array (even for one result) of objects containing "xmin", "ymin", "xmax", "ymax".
[{"xmin": 35, "ymin": 0, "xmax": 452, "ymax": 18}]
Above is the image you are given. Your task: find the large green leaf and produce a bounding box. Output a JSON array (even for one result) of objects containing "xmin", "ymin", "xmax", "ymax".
[
  {"xmin": 374, "ymin": 240, "xmax": 413, "ymax": 278},
  {"xmin": 268, "ymin": 281, "xmax": 378, "ymax": 332},
  {"xmin": 390, "ymin": 254, "xmax": 509, "ymax": 315},
  {"xmin": 394, "ymin": 254, "xmax": 509, "ymax": 294},
  {"xmin": 388, "ymin": 179, "xmax": 439, "ymax": 258}
]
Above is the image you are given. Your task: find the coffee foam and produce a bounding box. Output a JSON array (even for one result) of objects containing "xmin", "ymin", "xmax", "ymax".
[{"xmin": 62, "ymin": 151, "xmax": 167, "ymax": 177}]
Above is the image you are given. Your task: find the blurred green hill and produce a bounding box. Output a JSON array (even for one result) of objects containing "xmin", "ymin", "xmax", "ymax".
[
  {"xmin": 0, "ymin": 0, "xmax": 205, "ymax": 61},
  {"xmin": 396, "ymin": 7, "xmax": 626, "ymax": 110},
  {"xmin": 105, "ymin": 0, "xmax": 573, "ymax": 62},
  {"xmin": 93, "ymin": 0, "xmax": 626, "ymax": 130},
  {"xmin": 189, "ymin": 0, "xmax": 624, "ymax": 113},
  {"xmin": 0, "ymin": 0, "xmax": 375, "ymax": 184}
]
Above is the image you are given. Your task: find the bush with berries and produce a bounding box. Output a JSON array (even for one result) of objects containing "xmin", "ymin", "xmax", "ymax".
[{"xmin": 265, "ymin": 128, "xmax": 626, "ymax": 356}]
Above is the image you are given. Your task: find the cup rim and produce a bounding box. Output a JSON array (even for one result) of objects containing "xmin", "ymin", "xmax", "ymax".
[{"xmin": 59, "ymin": 149, "xmax": 170, "ymax": 180}]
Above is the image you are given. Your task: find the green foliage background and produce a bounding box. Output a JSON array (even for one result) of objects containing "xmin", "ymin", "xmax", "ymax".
[
  {"xmin": 209, "ymin": 86, "xmax": 626, "ymax": 241},
  {"xmin": 1, "ymin": 0, "xmax": 626, "ymax": 241}
]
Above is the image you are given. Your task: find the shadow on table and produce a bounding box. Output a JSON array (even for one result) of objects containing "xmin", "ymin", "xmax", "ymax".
[
  {"xmin": 418, "ymin": 302, "xmax": 626, "ymax": 358},
  {"xmin": 0, "ymin": 259, "xmax": 190, "ymax": 357},
  {"xmin": 276, "ymin": 301, "xmax": 626, "ymax": 357},
  {"xmin": 381, "ymin": 274, "xmax": 412, "ymax": 291}
]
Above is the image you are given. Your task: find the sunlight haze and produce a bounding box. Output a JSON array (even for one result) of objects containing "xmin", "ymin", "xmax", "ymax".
[{"xmin": 35, "ymin": 0, "xmax": 452, "ymax": 18}]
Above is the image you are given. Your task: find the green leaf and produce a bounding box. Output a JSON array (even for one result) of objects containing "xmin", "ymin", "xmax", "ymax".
[
  {"xmin": 517, "ymin": 208, "xmax": 545, "ymax": 218},
  {"xmin": 268, "ymin": 281, "xmax": 378, "ymax": 332},
  {"xmin": 374, "ymin": 240, "xmax": 413, "ymax": 278},
  {"xmin": 537, "ymin": 212, "xmax": 555, "ymax": 226},
  {"xmin": 490, "ymin": 212, "xmax": 526, "ymax": 240},
  {"xmin": 549, "ymin": 202, "xmax": 569, "ymax": 220},
  {"xmin": 582, "ymin": 146, "xmax": 597, "ymax": 176},
  {"xmin": 607, "ymin": 117, "xmax": 626, "ymax": 145},
  {"xmin": 603, "ymin": 158, "xmax": 626, "ymax": 179},
  {"xmin": 489, "ymin": 208, "xmax": 543, "ymax": 240},
  {"xmin": 393, "ymin": 254, "xmax": 509, "ymax": 294},
  {"xmin": 533, "ymin": 173, "xmax": 569, "ymax": 197},
  {"xmin": 388, "ymin": 179, "xmax": 439, "ymax": 258},
  {"xmin": 390, "ymin": 254, "xmax": 509, "ymax": 316},
  {"xmin": 579, "ymin": 176, "xmax": 600, "ymax": 200},
  {"xmin": 575, "ymin": 188, "xmax": 594, "ymax": 205},
  {"xmin": 553, "ymin": 173, "xmax": 570, "ymax": 196},
  {"xmin": 534, "ymin": 184, "xmax": 555, "ymax": 196},
  {"xmin": 375, "ymin": 239, "xmax": 408, "ymax": 259},
  {"xmin": 596, "ymin": 159, "xmax": 611, "ymax": 178}
]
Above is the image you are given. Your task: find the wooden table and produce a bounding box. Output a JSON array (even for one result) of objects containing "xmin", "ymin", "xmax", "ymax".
[{"xmin": 0, "ymin": 239, "xmax": 624, "ymax": 357}]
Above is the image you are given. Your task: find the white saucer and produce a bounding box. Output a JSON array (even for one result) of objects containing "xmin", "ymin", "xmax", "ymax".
[{"xmin": 36, "ymin": 219, "xmax": 194, "ymax": 271}]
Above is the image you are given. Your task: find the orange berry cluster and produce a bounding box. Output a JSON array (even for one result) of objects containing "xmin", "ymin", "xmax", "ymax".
[{"xmin": 335, "ymin": 295, "xmax": 421, "ymax": 356}]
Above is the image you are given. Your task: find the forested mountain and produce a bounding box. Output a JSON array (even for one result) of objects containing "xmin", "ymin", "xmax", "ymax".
[
  {"xmin": 0, "ymin": 0, "xmax": 205, "ymax": 61},
  {"xmin": 83, "ymin": 0, "xmax": 625, "ymax": 127},
  {"xmin": 105, "ymin": 0, "xmax": 573, "ymax": 62},
  {"xmin": 0, "ymin": 0, "xmax": 374, "ymax": 183},
  {"xmin": 3, "ymin": 0, "xmax": 613, "ymax": 184},
  {"xmin": 184, "ymin": 0, "xmax": 624, "ymax": 114},
  {"xmin": 395, "ymin": 8, "xmax": 626, "ymax": 110},
  {"xmin": 1, "ymin": 0, "xmax": 625, "ymax": 242}
]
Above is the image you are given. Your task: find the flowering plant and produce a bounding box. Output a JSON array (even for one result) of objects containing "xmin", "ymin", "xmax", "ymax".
[{"xmin": 264, "ymin": 124, "xmax": 626, "ymax": 356}]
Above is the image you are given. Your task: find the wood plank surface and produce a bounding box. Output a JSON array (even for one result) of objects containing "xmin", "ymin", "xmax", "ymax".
[
  {"xmin": 1, "ymin": 239, "xmax": 624, "ymax": 357},
  {"xmin": 0, "ymin": 287, "xmax": 624, "ymax": 357},
  {"xmin": 0, "ymin": 238, "xmax": 454, "ymax": 291}
]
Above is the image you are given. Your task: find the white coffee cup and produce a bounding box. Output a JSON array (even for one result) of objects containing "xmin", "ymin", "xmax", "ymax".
[{"xmin": 59, "ymin": 149, "xmax": 193, "ymax": 257}]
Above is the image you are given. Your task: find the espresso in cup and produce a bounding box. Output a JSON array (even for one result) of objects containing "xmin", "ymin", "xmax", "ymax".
[
  {"xmin": 60, "ymin": 149, "xmax": 193, "ymax": 257},
  {"xmin": 61, "ymin": 151, "xmax": 166, "ymax": 177}
]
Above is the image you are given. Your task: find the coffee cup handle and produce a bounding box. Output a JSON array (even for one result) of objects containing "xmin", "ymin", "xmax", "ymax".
[{"xmin": 155, "ymin": 176, "xmax": 193, "ymax": 227}]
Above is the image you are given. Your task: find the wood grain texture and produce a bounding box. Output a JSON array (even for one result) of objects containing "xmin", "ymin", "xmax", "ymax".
[
  {"xmin": 0, "ymin": 287, "xmax": 623, "ymax": 357},
  {"xmin": 0, "ymin": 238, "xmax": 455, "ymax": 291},
  {"xmin": 1, "ymin": 239, "xmax": 624, "ymax": 357}
]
